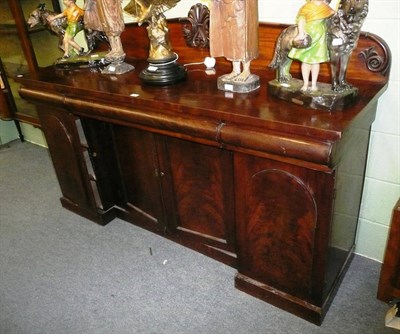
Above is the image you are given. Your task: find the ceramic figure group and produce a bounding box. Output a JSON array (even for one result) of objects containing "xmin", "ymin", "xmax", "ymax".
[
  {"xmin": 268, "ymin": 0, "xmax": 369, "ymax": 108},
  {"xmin": 26, "ymin": 0, "xmax": 369, "ymax": 106}
]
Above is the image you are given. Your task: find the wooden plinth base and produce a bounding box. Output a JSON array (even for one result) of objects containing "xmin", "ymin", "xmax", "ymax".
[
  {"xmin": 235, "ymin": 273, "xmax": 324, "ymax": 325},
  {"xmin": 60, "ymin": 197, "xmax": 115, "ymax": 226},
  {"xmin": 268, "ymin": 78, "xmax": 358, "ymax": 111}
]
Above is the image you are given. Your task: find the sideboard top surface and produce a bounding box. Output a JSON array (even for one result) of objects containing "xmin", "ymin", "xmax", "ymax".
[
  {"xmin": 18, "ymin": 61, "xmax": 386, "ymax": 137},
  {"xmin": 17, "ymin": 21, "xmax": 391, "ymax": 146}
]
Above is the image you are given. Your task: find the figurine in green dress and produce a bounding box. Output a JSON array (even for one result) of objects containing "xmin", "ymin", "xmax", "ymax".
[
  {"xmin": 288, "ymin": 0, "xmax": 335, "ymax": 91},
  {"xmin": 268, "ymin": 0, "xmax": 369, "ymax": 110}
]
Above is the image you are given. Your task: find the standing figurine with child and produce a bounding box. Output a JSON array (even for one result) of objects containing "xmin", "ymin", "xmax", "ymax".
[
  {"xmin": 268, "ymin": 0, "xmax": 369, "ymax": 110},
  {"xmin": 288, "ymin": 0, "xmax": 335, "ymax": 92}
]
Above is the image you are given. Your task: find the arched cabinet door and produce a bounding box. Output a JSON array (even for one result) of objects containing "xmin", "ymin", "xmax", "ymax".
[
  {"xmin": 40, "ymin": 111, "xmax": 91, "ymax": 208},
  {"xmin": 234, "ymin": 152, "xmax": 335, "ymax": 302},
  {"xmin": 38, "ymin": 107, "xmax": 114, "ymax": 225}
]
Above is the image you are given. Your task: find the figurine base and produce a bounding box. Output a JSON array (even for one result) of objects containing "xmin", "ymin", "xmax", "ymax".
[
  {"xmin": 140, "ymin": 56, "xmax": 187, "ymax": 86},
  {"xmin": 268, "ymin": 78, "xmax": 359, "ymax": 111},
  {"xmin": 101, "ymin": 57, "xmax": 135, "ymax": 75},
  {"xmin": 54, "ymin": 52, "xmax": 110, "ymax": 69},
  {"xmin": 217, "ymin": 74, "xmax": 260, "ymax": 93}
]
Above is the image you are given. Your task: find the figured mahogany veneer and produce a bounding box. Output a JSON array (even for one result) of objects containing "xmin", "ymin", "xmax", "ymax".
[{"xmin": 17, "ymin": 21, "xmax": 391, "ymax": 325}]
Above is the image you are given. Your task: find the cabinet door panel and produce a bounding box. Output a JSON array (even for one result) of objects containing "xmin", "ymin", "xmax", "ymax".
[
  {"xmin": 235, "ymin": 153, "xmax": 334, "ymax": 300},
  {"xmin": 113, "ymin": 125, "xmax": 165, "ymax": 230},
  {"xmin": 39, "ymin": 110, "xmax": 93, "ymax": 210},
  {"xmin": 163, "ymin": 137, "xmax": 235, "ymax": 252}
]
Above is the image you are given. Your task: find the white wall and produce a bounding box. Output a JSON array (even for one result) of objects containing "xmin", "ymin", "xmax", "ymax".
[
  {"xmin": 352, "ymin": 1, "xmax": 400, "ymax": 261},
  {"xmin": 20, "ymin": 0, "xmax": 399, "ymax": 262}
]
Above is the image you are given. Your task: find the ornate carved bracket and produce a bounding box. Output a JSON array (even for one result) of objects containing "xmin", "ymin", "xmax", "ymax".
[
  {"xmin": 359, "ymin": 31, "xmax": 392, "ymax": 77},
  {"xmin": 181, "ymin": 3, "xmax": 210, "ymax": 48}
]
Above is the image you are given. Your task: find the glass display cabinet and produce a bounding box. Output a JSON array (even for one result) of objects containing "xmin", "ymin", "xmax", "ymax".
[{"xmin": 0, "ymin": 0, "xmax": 61, "ymax": 126}]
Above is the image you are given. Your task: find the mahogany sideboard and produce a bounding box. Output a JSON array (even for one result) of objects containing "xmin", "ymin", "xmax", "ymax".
[{"xmin": 17, "ymin": 21, "xmax": 391, "ymax": 325}]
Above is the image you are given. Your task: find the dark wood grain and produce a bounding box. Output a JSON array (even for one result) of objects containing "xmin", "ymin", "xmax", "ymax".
[
  {"xmin": 236, "ymin": 158, "xmax": 317, "ymax": 297},
  {"xmin": 37, "ymin": 105, "xmax": 115, "ymax": 224},
  {"xmin": 163, "ymin": 136, "xmax": 235, "ymax": 250},
  {"xmin": 113, "ymin": 125, "xmax": 167, "ymax": 232}
]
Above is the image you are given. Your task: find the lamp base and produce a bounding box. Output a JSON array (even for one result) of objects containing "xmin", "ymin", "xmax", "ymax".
[{"xmin": 140, "ymin": 55, "xmax": 187, "ymax": 86}]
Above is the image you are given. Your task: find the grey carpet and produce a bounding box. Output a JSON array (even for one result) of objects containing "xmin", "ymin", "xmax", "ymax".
[{"xmin": 0, "ymin": 140, "xmax": 397, "ymax": 334}]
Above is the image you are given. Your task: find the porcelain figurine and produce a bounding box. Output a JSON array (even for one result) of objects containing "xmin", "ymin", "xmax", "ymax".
[
  {"xmin": 288, "ymin": 0, "xmax": 335, "ymax": 92},
  {"xmin": 268, "ymin": 0, "xmax": 369, "ymax": 111},
  {"xmin": 27, "ymin": 3, "xmax": 109, "ymax": 68},
  {"xmin": 49, "ymin": 0, "xmax": 85, "ymax": 58}
]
